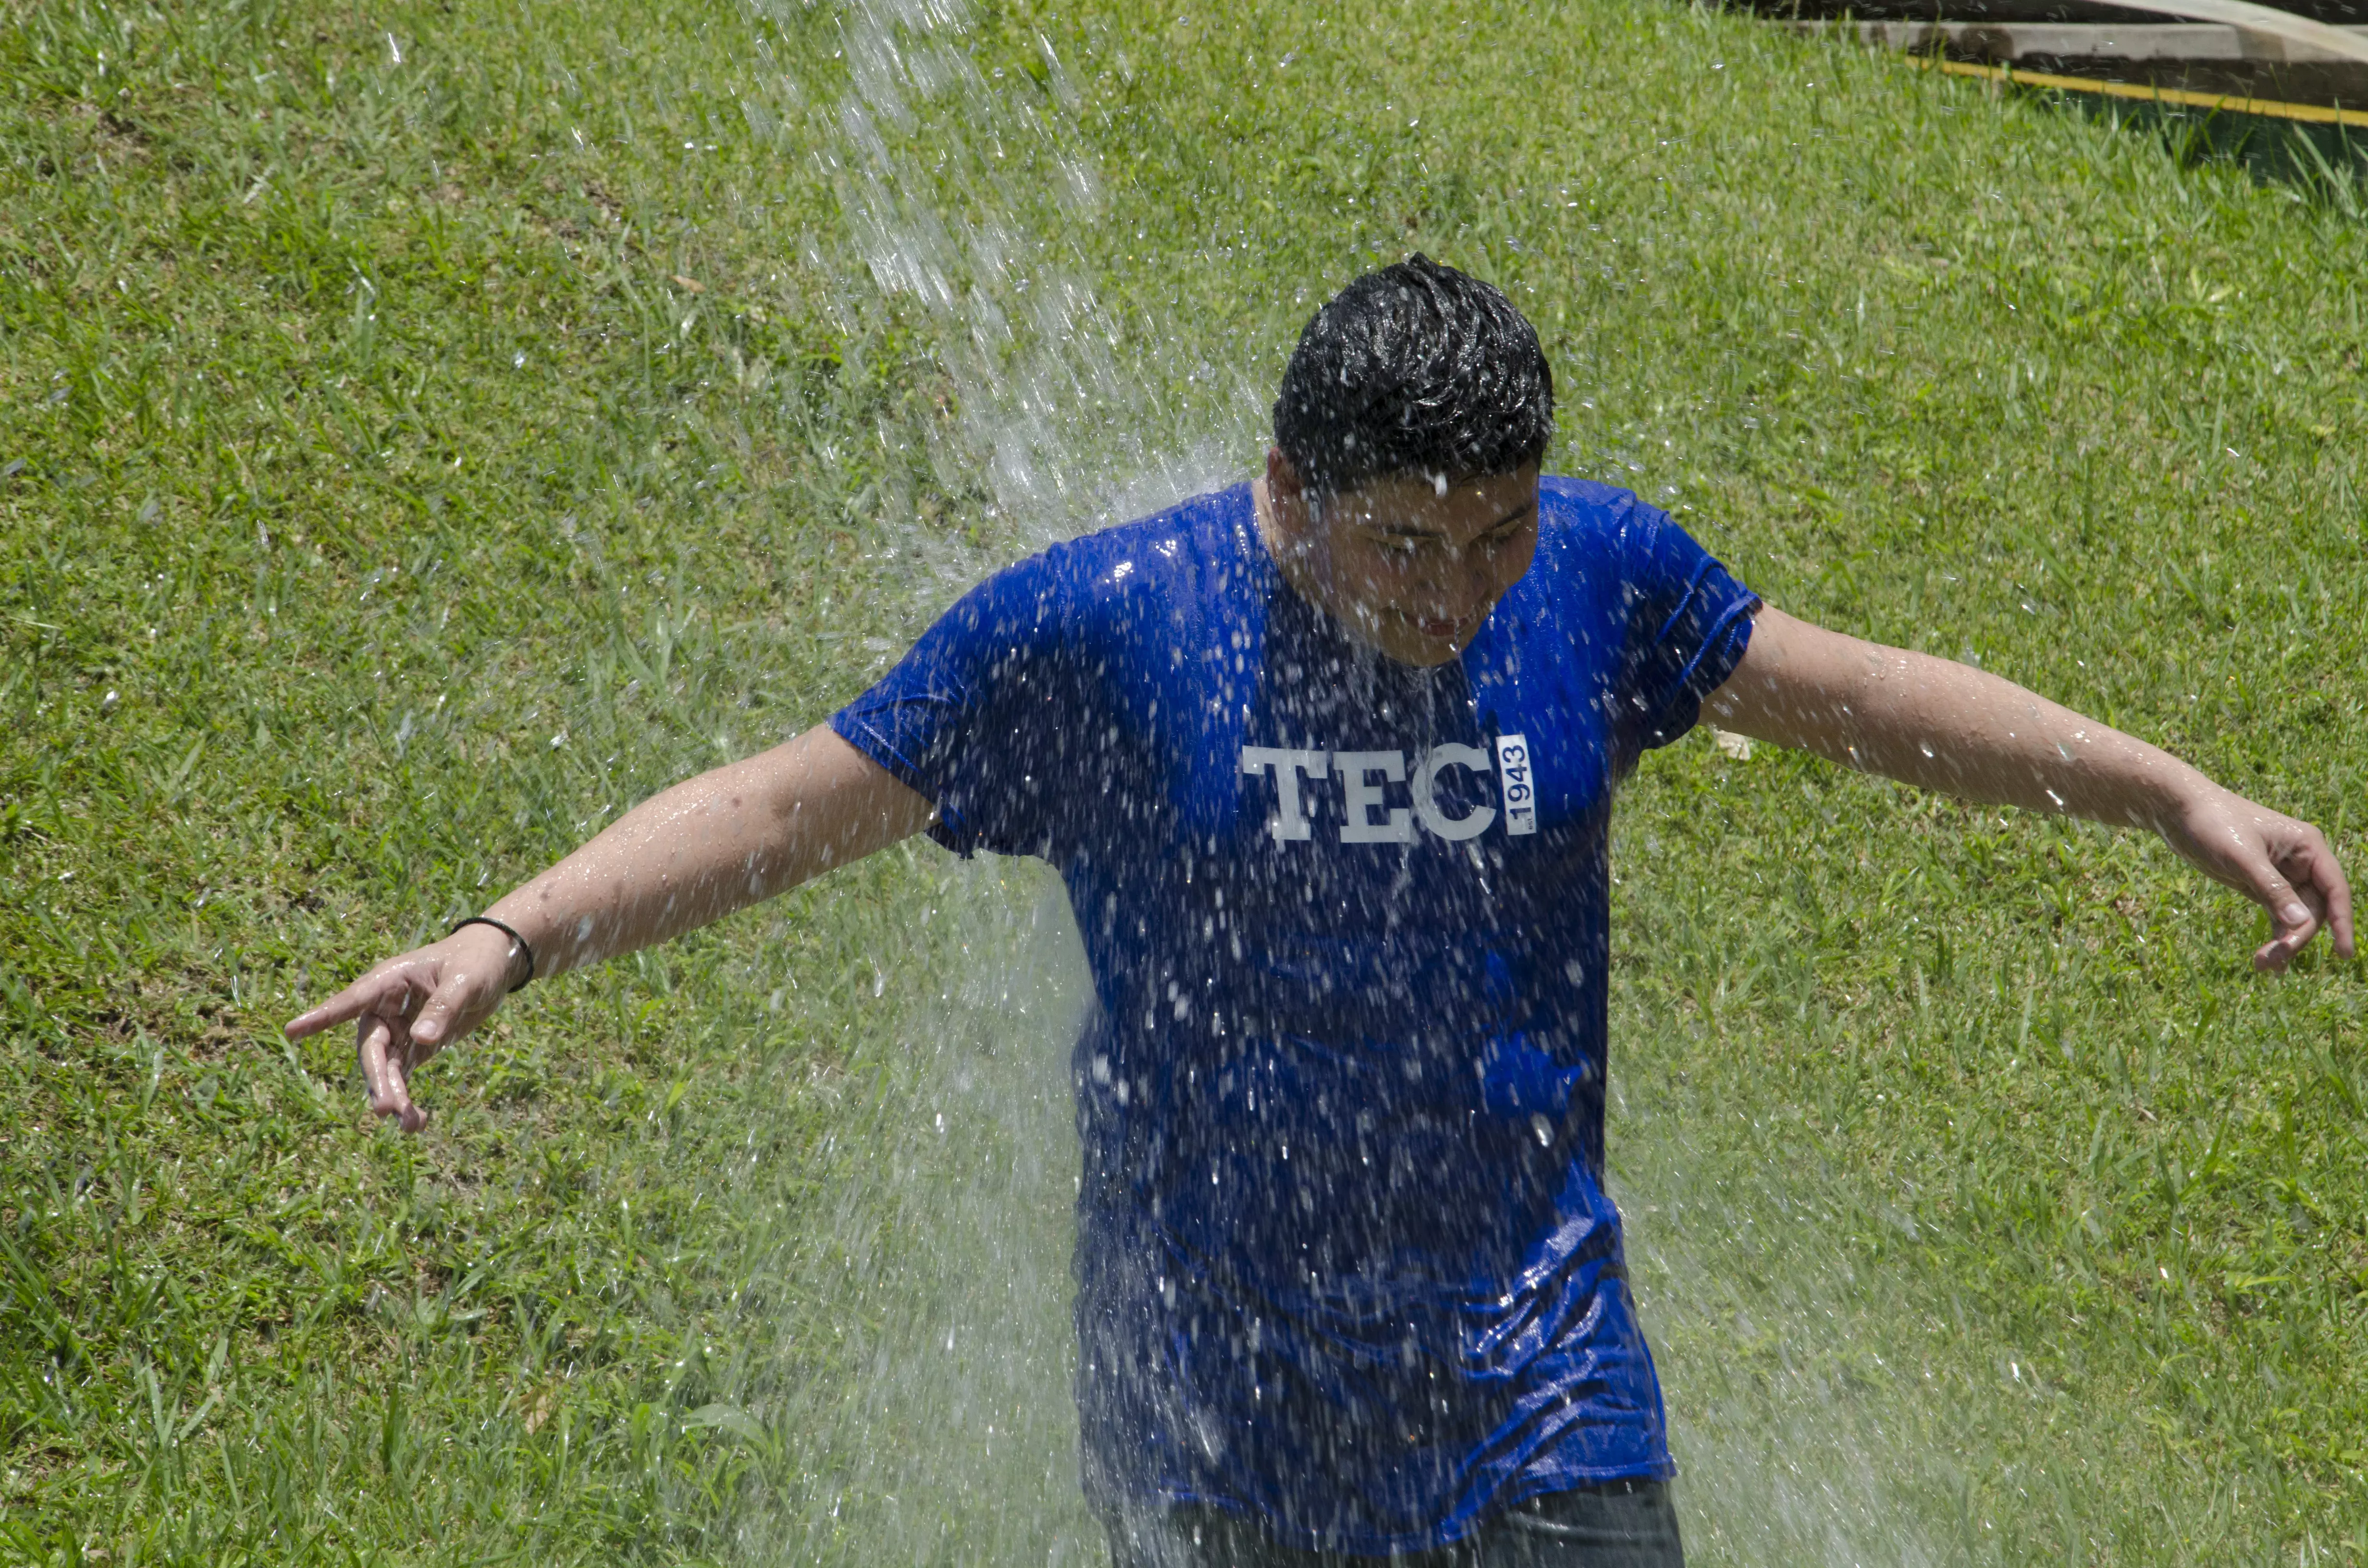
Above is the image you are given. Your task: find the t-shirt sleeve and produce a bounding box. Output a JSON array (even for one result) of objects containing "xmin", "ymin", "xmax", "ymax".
[
  {"xmin": 829, "ymin": 551, "xmax": 1076, "ymax": 859},
  {"xmin": 1615, "ymin": 503, "xmax": 1760, "ymax": 753}
]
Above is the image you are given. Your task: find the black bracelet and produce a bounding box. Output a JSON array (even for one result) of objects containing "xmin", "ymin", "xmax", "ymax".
[{"xmin": 451, "ymin": 915, "xmax": 536, "ymax": 993}]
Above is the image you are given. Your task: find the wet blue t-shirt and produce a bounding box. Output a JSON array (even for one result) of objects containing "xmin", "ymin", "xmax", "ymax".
[{"xmin": 831, "ymin": 478, "xmax": 1757, "ymax": 1554}]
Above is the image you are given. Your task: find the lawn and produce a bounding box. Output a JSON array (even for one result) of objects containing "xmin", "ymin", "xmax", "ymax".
[{"xmin": 3, "ymin": 0, "xmax": 2367, "ymax": 1562}]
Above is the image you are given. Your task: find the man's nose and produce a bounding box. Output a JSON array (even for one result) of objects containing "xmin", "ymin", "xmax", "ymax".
[{"xmin": 1437, "ymin": 550, "xmax": 1500, "ymax": 611}]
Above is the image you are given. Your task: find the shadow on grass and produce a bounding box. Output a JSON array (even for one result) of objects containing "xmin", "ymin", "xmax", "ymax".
[{"xmin": 2050, "ymin": 88, "xmax": 2368, "ymax": 216}]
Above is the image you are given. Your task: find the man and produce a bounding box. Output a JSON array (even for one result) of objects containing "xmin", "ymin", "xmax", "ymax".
[{"xmin": 287, "ymin": 257, "xmax": 2350, "ymax": 1566}]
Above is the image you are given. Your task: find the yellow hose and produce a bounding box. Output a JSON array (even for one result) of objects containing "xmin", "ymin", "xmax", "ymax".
[{"xmin": 1908, "ymin": 54, "xmax": 2368, "ymax": 129}]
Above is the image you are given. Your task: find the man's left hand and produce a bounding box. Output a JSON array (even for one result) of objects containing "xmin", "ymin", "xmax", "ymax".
[
  {"xmin": 1711, "ymin": 606, "xmax": 2354, "ymax": 973},
  {"xmin": 2163, "ymin": 786, "xmax": 2355, "ymax": 972}
]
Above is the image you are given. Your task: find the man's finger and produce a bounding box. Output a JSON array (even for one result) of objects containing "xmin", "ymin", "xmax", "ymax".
[
  {"xmin": 2256, "ymin": 926, "xmax": 2316, "ymax": 972},
  {"xmin": 2245, "ymin": 862, "xmax": 2319, "ymax": 973},
  {"xmin": 2300, "ymin": 838, "xmax": 2356, "ymax": 959},
  {"xmin": 397, "ymin": 1073, "xmax": 428, "ymax": 1132},
  {"xmin": 358, "ymin": 1014, "xmax": 432, "ymax": 1132},
  {"xmin": 2255, "ymin": 866, "xmax": 2314, "ymax": 935},
  {"xmin": 287, "ymin": 968, "xmax": 411, "ymax": 1041},
  {"xmin": 358, "ymin": 1012, "xmax": 409, "ymax": 1120},
  {"xmin": 2254, "ymin": 922, "xmax": 2313, "ymax": 971},
  {"xmin": 410, "ymin": 975, "xmax": 477, "ymax": 1049}
]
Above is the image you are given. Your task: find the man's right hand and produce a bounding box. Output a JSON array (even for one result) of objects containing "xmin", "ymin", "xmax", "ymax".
[
  {"xmin": 284, "ymin": 922, "xmax": 523, "ymax": 1132},
  {"xmin": 278, "ymin": 724, "xmax": 935, "ymax": 1134}
]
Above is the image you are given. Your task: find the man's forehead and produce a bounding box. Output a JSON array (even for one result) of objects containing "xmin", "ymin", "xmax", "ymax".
[{"xmin": 1328, "ymin": 469, "xmax": 1539, "ymax": 534}]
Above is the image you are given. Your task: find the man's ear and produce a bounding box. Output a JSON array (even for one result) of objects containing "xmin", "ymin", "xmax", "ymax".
[{"xmin": 1266, "ymin": 447, "xmax": 1310, "ymax": 527}]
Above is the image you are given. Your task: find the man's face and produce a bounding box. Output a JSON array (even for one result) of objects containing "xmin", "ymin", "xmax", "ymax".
[{"xmin": 1265, "ymin": 454, "xmax": 1541, "ymax": 667}]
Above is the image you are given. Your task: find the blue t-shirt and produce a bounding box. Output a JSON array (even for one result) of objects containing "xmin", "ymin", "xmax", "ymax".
[{"xmin": 832, "ymin": 478, "xmax": 1758, "ymax": 1554}]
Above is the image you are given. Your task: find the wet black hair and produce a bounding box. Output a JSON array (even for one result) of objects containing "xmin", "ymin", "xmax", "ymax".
[{"xmin": 1271, "ymin": 254, "xmax": 1554, "ymax": 498}]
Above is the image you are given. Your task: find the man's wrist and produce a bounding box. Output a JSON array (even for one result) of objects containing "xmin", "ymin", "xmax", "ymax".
[
  {"xmin": 489, "ymin": 904, "xmax": 562, "ymax": 982},
  {"xmin": 2129, "ymin": 755, "xmax": 2218, "ymax": 833},
  {"xmin": 452, "ymin": 916, "xmax": 535, "ymax": 992}
]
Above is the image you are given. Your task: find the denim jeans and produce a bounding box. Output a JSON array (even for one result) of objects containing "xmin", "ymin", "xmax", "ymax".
[{"xmin": 1107, "ymin": 1481, "xmax": 1685, "ymax": 1568}]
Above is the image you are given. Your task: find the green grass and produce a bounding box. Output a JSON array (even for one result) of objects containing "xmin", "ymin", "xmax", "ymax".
[{"xmin": 4, "ymin": 0, "xmax": 2368, "ymax": 1562}]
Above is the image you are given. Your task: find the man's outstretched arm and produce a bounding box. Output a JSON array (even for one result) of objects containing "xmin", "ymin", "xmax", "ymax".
[
  {"xmin": 285, "ymin": 725, "xmax": 936, "ymax": 1130},
  {"xmin": 1706, "ymin": 606, "xmax": 2354, "ymax": 972}
]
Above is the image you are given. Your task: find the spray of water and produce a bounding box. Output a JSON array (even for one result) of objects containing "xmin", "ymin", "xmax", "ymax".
[
  {"xmin": 728, "ymin": 3, "xmax": 2042, "ymax": 1562},
  {"xmin": 734, "ymin": 3, "xmax": 1249, "ymax": 1561}
]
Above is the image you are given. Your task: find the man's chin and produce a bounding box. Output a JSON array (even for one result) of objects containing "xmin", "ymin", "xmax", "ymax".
[{"xmin": 1378, "ymin": 629, "xmax": 1469, "ymax": 667}]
